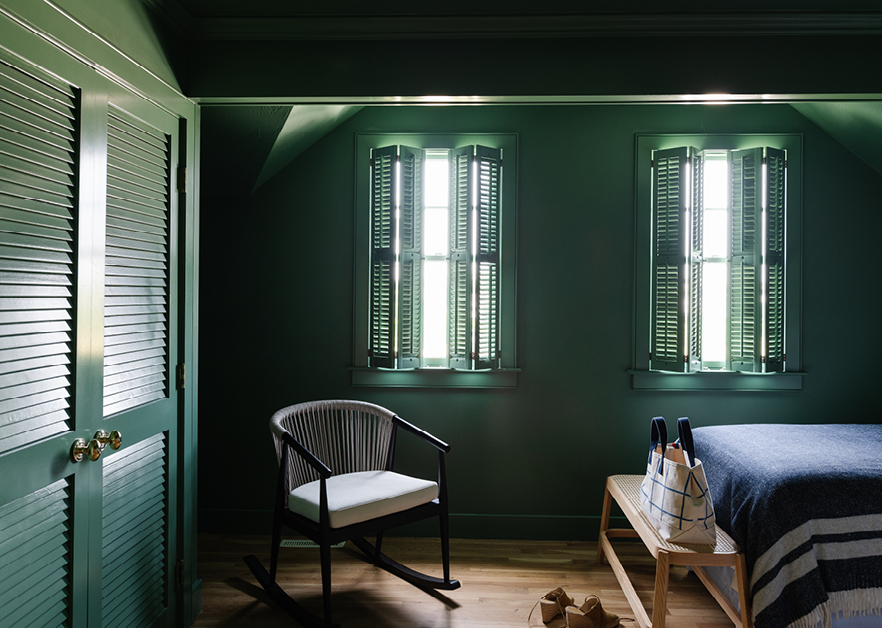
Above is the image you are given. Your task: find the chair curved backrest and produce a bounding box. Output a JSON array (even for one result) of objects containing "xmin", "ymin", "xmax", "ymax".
[{"xmin": 270, "ymin": 399, "xmax": 397, "ymax": 496}]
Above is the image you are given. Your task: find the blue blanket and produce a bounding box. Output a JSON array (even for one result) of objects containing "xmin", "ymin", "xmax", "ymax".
[{"xmin": 692, "ymin": 424, "xmax": 882, "ymax": 628}]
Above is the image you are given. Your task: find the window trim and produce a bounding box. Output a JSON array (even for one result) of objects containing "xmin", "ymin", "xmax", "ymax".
[
  {"xmin": 352, "ymin": 133, "xmax": 518, "ymax": 387},
  {"xmin": 633, "ymin": 134, "xmax": 803, "ymax": 391}
]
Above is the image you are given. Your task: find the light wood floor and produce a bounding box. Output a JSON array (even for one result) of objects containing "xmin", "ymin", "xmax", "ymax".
[{"xmin": 193, "ymin": 534, "xmax": 733, "ymax": 628}]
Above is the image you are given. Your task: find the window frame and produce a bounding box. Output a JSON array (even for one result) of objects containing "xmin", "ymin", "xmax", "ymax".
[
  {"xmin": 352, "ymin": 133, "xmax": 519, "ymax": 388},
  {"xmin": 632, "ymin": 134, "xmax": 804, "ymax": 391}
]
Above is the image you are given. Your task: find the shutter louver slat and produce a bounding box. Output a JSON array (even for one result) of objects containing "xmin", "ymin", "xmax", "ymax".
[
  {"xmin": 764, "ymin": 147, "xmax": 786, "ymax": 372},
  {"xmin": 0, "ymin": 57, "xmax": 77, "ymax": 455},
  {"xmin": 102, "ymin": 434, "xmax": 168, "ymax": 628},
  {"xmin": 104, "ymin": 107, "xmax": 171, "ymax": 416},
  {"xmin": 474, "ymin": 146, "xmax": 501, "ymax": 370},
  {"xmin": 650, "ymin": 147, "xmax": 690, "ymax": 372},
  {"xmin": 729, "ymin": 148, "xmax": 762, "ymax": 372},
  {"xmin": 397, "ymin": 147, "xmax": 424, "ymax": 368},
  {"xmin": 0, "ymin": 479, "xmax": 71, "ymax": 628},
  {"xmin": 368, "ymin": 147, "xmax": 397, "ymax": 368},
  {"xmin": 448, "ymin": 146, "xmax": 473, "ymax": 369}
]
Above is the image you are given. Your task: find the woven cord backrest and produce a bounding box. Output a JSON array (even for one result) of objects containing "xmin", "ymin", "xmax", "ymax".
[{"xmin": 270, "ymin": 400, "xmax": 397, "ymax": 495}]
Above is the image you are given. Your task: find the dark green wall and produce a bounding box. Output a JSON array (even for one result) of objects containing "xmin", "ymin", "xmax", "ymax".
[
  {"xmin": 198, "ymin": 103, "xmax": 882, "ymax": 540},
  {"xmin": 186, "ymin": 35, "xmax": 882, "ymax": 98}
]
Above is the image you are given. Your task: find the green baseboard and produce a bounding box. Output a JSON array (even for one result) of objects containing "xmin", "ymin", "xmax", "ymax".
[{"xmin": 198, "ymin": 508, "xmax": 630, "ymax": 542}]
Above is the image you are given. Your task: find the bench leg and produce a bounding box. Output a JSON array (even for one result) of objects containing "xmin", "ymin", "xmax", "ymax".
[
  {"xmin": 652, "ymin": 549, "xmax": 671, "ymax": 628},
  {"xmin": 735, "ymin": 553, "xmax": 753, "ymax": 628},
  {"xmin": 596, "ymin": 483, "xmax": 613, "ymax": 564}
]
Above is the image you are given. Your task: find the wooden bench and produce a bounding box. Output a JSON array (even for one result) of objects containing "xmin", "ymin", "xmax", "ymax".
[{"xmin": 596, "ymin": 475, "xmax": 752, "ymax": 628}]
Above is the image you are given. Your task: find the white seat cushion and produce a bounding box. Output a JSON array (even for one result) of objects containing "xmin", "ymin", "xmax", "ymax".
[{"xmin": 288, "ymin": 470, "xmax": 438, "ymax": 529}]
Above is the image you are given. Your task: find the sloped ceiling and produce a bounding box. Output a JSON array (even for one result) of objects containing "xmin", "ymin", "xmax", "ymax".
[
  {"xmin": 253, "ymin": 105, "xmax": 362, "ymax": 191},
  {"xmin": 200, "ymin": 105, "xmax": 363, "ymax": 195},
  {"xmin": 792, "ymin": 102, "xmax": 882, "ymax": 176}
]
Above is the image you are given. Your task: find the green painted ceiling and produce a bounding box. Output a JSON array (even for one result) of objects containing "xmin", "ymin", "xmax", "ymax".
[{"xmin": 174, "ymin": 0, "xmax": 882, "ymax": 16}]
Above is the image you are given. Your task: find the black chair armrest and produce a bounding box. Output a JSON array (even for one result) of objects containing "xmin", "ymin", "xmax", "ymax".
[
  {"xmin": 281, "ymin": 431, "xmax": 333, "ymax": 478},
  {"xmin": 393, "ymin": 415, "xmax": 450, "ymax": 453}
]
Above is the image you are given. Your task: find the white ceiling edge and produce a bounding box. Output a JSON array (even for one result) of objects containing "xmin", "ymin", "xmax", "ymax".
[{"xmin": 252, "ymin": 104, "xmax": 363, "ymax": 192}]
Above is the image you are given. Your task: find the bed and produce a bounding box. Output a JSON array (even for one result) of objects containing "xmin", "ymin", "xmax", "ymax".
[{"xmin": 691, "ymin": 424, "xmax": 882, "ymax": 628}]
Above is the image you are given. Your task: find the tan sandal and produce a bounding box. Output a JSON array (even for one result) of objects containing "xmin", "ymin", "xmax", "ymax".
[
  {"xmin": 565, "ymin": 595, "xmax": 620, "ymax": 628},
  {"xmin": 527, "ymin": 587, "xmax": 575, "ymax": 626}
]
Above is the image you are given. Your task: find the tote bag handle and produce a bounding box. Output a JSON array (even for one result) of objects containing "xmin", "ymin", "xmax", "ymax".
[
  {"xmin": 648, "ymin": 416, "xmax": 667, "ymax": 474},
  {"xmin": 677, "ymin": 417, "xmax": 696, "ymax": 468}
]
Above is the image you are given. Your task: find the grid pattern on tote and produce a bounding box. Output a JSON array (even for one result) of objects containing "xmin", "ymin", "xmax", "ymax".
[{"xmin": 640, "ymin": 455, "xmax": 715, "ymax": 531}]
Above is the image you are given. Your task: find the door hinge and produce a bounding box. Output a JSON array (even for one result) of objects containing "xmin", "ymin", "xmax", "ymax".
[
  {"xmin": 176, "ymin": 363, "xmax": 185, "ymax": 390},
  {"xmin": 177, "ymin": 165, "xmax": 187, "ymax": 193},
  {"xmin": 175, "ymin": 559, "xmax": 184, "ymax": 592}
]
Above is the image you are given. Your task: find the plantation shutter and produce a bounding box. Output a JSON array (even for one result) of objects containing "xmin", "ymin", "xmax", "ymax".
[
  {"xmin": 764, "ymin": 147, "xmax": 786, "ymax": 372},
  {"xmin": 729, "ymin": 148, "xmax": 763, "ymax": 372},
  {"xmin": 369, "ymin": 146, "xmax": 397, "ymax": 368},
  {"xmin": 397, "ymin": 146, "xmax": 424, "ymax": 369},
  {"xmin": 447, "ymin": 146, "xmax": 473, "ymax": 369},
  {"xmin": 104, "ymin": 106, "xmax": 172, "ymax": 416},
  {"xmin": 650, "ymin": 147, "xmax": 692, "ymax": 372},
  {"xmin": 474, "ymin": 146, "xmax": 501, "ymax": 370},
  {"xmin": 689, "ymin": 151, "xmax": 703, "ymax": 372},
  {"xmin": 0, "ymin": 56, "xmax": 78, "ymax": 452}
]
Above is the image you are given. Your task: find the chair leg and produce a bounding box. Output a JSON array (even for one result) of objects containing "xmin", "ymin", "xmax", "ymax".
[
  {"xmin": 440, "ymin": 508, "xmax": 451, "ymax": 584},
  {"xmin": 320, "ymin": 541, "xmax": 332, "ymax": 626},
  {"xmin": 270, "ymin": 510, "xmax": 283, "ymax": 582},
  {"xmin": 374, "ymin": 531, "xmax": 385, "ymax": 565}
]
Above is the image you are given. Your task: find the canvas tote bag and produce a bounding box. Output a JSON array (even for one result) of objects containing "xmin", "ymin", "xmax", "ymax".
[{"xmin": 639, "ymin": 417, "xmax": 717, "ymax": 545}]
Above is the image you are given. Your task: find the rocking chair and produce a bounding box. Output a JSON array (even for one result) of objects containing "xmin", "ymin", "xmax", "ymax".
[{"xmin": 244, "ymin": 400, "xmax": 460, "ymax": 627}]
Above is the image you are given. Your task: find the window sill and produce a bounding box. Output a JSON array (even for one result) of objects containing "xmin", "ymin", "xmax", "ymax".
[
  {"xmin": 350, "ymin": 367, "xmax": 519, "ymax": 389},
  {"xmin": 629, "ymin": 370, "xmax": 804, "ymax": 391}
]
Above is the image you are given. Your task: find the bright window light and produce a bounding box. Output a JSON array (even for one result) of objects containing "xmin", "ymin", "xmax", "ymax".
[
  {"xmin": 701, "ymin": 153, "xmax": 729, "ymax": 366},
  {"xmin": 423, "ymin": 260, "xmax": 447, "ymax": 359},
  {"xmin": 423, "ymin": 151, "xmax": 449, "ymax": 362}
]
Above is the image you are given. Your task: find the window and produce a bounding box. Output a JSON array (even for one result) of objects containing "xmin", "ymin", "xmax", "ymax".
[
  {"xmin": 633, "ymin": 135, "xmax": 803, "ymax": 391},
  {"xmin": 352, "ymin": 134, "xmax": 518, "ymax": 388}
]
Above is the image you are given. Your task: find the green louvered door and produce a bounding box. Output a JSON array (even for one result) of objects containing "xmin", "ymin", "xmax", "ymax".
[
  {"xmin": 96, "ymin": 98, "xmax": 179, "ymax": 628},
  {"xmin": 0, "ymin": 49, "xmax": 89, "ymax": 628},
  {"xmin": 0, "ymin": 41, "xmax": 181, "ymax": 628}
]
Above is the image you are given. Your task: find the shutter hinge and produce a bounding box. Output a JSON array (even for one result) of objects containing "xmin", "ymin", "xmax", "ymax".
[
  {"xmin": 784, "ymin": 160, "xmax": 788, "ymax": 168},
  {"xmin": 396, "ymin": 155, "xmax": 400, "ymax": 163},
  {"xmin": 783, "ymin": 353, "xmax": 787, "ymax": 361},
  {"xmin": 367, "ymin": 349, "xmax": 373, "ymax": 357},
  {"xmin": 649, "ymin": 352, "xmax": 652, "ymax": 361},
  {"xmin": 175, "ymin": 559, "xmax": 184, "ymax": 592},
  {"xmin": 762, "ymin": 157, "xmax": 767, "ymax": 165},
  {"xmin": 470, "ymin": 351, "xmax": 476, "ymax": 359},
  {"xmin": 650, "ymin": 159, "xmax": 654, "ymax": 168},
  {"xmin": 497, "ymin": 350, "xmax": 502, "ymax": 359},
  {"xmin": 177, "ymin": 165, "xmax": 187, "ymax": 193},
  {"xmin": 369, "ymin": 157, "xmax": 373, "ymax": 168},
  {"xmin": 500, "ymin": 159, "xmax": 503, "ymax": 168},
  {"xmin": 176, "ymin": 363, "xmax": 185, "ymax": 390}
]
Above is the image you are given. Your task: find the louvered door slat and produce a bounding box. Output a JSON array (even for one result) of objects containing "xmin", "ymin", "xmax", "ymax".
[
  {"xmin": 104, "ymin": 107, "xmax": 171, "ymax": 417},
  {"xmin": 102, "ymin": 433, "xmax": 168, "ymax": 628},
  {"xmin": 0, "ymin": 57, "xmax": 77, "ymax": 455},
  {"xmin": 0, "ymin": 479, "xmax": 70, "ymax": 628}
]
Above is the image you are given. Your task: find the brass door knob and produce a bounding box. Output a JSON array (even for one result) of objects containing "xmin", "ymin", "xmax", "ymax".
[
  {"xmin": 71, "ymin": 438, "xmax": 102, "ymax": 463},
  {"xmin": 94, "ymin": 430, "xmax": 122, "ymax": 451}
]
